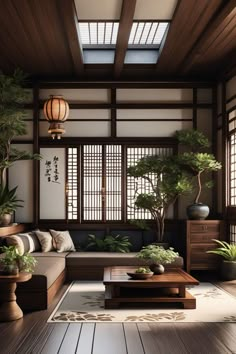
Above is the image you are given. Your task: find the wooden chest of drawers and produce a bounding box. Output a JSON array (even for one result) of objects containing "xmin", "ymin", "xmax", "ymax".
[{"xmin": 186, "ymin": 220, "xmax": 224, "ymax": 273}]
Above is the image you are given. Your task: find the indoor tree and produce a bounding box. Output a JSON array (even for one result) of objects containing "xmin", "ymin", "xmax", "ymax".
[
  {"xmin": 175, "ymin": 130, "xmax": 221, "ymax": 202},
  {"xmin": 127, "ymin": 154, "xmax": 192, "ymax": 242},
  {"xmin": 0, "ymin": 69, "xmax": 41, "ymax": 224},
  {"xmin": 0, "ymin": 69, "xmax": 41, "ymax": 183}
]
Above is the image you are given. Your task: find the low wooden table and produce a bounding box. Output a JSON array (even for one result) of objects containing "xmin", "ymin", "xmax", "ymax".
[
  {"xmin": 103, "ymin": 266, "xmax": 199, "ymax": 309},
  {"xmin": 0, "ymin": 272, "xmax": 32, "ymax": 321}
]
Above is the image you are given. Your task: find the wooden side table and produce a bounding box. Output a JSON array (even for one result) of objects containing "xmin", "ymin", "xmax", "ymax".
[{"xmin": 0, "ymin": 272, "xmax": 32, "ymax": 321}]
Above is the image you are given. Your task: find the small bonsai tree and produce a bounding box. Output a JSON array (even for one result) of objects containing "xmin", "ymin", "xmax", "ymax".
[
  {"xmin": 127, "ymin": 154, "xmax": 192, "ymax": 242},
  {"xmin": 175, "ymin": 129, "xmax": 221, "ymax": 204},
  {"xmin": 0, "ymin": 69, "xmax": 41, "ymax": 183}
]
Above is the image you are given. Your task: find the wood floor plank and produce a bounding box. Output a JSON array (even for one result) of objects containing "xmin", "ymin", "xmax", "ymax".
[
  {"xmin": 173, "ymin": 323, "xmax": 232, "ymax": 354},
  {"xmin": 137, "ymin": 323, "xmax": 159, "ymax": 354},
  {"xmin": 205, "ymin": 323, "xmax": 236, "ymax": 353},
  {"xmin": 40, "ymin": 324, "xmax": 68, "ymax": 354},
  {"xmin": 138, "ymin": 323, "xmax": 189, "ymax": 354},
  {"xmin": 123, "ymin": 323, "xmax": 144, "ymax": 354},
  {"xmin": 148, "ymin": 323, "xmax": 189, "ymax": 354},
  {"xmin": 76, "ymin": 323, "xmax": 95, "ymax": 354},
  {"xmin": 58, "ymin": 323, "xmax": 82, "ymax": 353},
  {"xmin": 93, "ymin": 323, "xmax": 127, "ymax": 354}
]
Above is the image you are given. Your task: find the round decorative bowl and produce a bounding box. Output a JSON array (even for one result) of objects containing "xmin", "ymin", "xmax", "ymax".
[{"xmin": 127, "ymin": 272, "xmax": 154, "ymax": 280}]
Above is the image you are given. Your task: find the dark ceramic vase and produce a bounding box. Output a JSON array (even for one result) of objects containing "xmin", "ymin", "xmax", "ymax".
[
  {"xmin": 150, "ymin": 264, "xmax": 165, "ymax": 274},
  {"xmin": 220, "ymin": 261, "xmax": 236, "ymax": 280},
  {"xmin": 186, "ymin": 203, "xmax": 209, "ymax": 220}
]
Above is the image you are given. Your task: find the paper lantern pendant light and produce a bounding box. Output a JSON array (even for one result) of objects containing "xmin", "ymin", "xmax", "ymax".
[{"xmin": 43, "ymin": 95, "xmax": 69, "ymax": 139}]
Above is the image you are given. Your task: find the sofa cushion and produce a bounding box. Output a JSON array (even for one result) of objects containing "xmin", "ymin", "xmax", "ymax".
[
  {"xmin": 35, "ymin": 231, "xmax": 54, "ymax": 252},
  {"xmin": 17, "ymin": 232, "xmax": 41, "ymax": 252},
  {"xmin": 5, "ymin": 235, "xmax": 25, "ymax": 255},
  {"xmin": 66, "ymin": 252, "xmax": 184, "ymax": 268},
  {"xmin": 109, "ymin": 230, "xmax": 143, "ymax": 252},
  {"xmin": 49, "ymin": 229, "xmax": 75, "ymax": 253},
  {"xmin": 17, "ymin": 256, "xmax": 66, "ymax": 290}
]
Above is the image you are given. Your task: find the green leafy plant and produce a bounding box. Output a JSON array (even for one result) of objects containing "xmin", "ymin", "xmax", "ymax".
[
  {"xmin": 0, "ymin": 184, "xmax": 23, "ymax": 217},
  {"xmin": 207, "ymin": 239, "xmax": 236, "ymax": 261},
  {"xmin": 175, "ymin": 129, "xmax": 222, "ymax": 204},
  {"xmin": 127, "ymin": 154, "xmax": 192, "ymax": 242},
  {"xmin": 86, "ymin": 234, "xmax": 131, "ymax": 253},
  {"xmin": 136, "ymin": 244, "xmax": 179, "ymax": 265},
  {"xmin": 0, "ymin": 245, "xmax": 37, "ymax": 273},
  {"xmin": 0, "ymin": 69, "xmax": 41, "ymax": 182}
]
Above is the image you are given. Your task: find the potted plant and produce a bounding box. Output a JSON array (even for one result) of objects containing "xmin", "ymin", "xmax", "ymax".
[
  {"xmin": 127, "ymin": 154, "xmax": 192, "ymax": 243},
  {"xmin": 0, "ymin": 185, "xmax": 23, "ymax": 226},
  {"xmin": 0, "ymin": 245, "xmax": 37, "ymax": 275},
  {"xmin": 86, "ymin": 234, "xmax": 131, "ymax": 252},
  {"xmin": 136, "ymin": 244, "xmax": 179, "ymax": 274},
  {"xmin": 207, "ymin": 240, "xmax": 236, "ymax": 280},
  {"xmin": 175, "ymin": 129, "xmax": 222, "ymax": 219}
]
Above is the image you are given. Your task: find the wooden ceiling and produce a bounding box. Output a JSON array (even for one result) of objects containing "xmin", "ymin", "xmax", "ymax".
[{"xmin": 0, "ymin": 0, "xmax": 235, "ymax": 81}]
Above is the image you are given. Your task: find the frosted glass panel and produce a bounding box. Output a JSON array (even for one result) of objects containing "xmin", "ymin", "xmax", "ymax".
[
  {"xmin": 117, "ymin": 89, "xmax": 193, "ymax": 102},
  {"xmin": 117, "ymin": 109, "xmax": 192, "ymax": 119},
  {"xmin": 8, "ymin": 144, "xmax": 33, "ymax": 222},
  {"xmin": 39, "ymin": 88, "xmax": 110, "ymax": 102},
  {"xmin": 40, "ymin": 148, "xmax": 66, "ymax": 219},
  {"xmin": 117, "ymin": 121, "xmax": 192, "ymax": 137}
]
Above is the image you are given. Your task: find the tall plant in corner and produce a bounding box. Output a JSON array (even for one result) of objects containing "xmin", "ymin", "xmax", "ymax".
[
  {"xmin": 0, "ymin": 69, "xmax": 40, "ymax": 183},
  {"xmin": 175, "ymin": 129, "xmax": 221, "ymax": 219},
  {"xmin": 0, "ymin": 69, "xmax": 41, "ymax": 225}
]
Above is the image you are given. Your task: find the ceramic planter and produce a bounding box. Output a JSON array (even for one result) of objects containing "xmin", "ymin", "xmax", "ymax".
[
  {"xmin": 220, "ymin": 260, "xmax": 236, "ymax": 280},
  {"xmin": 186, "ymin": 203, "xmax": 209, "ymax": 220}
]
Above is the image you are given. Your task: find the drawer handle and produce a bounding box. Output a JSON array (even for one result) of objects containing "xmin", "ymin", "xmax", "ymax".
[{"xmin": 202, "ymin": 225, "xmax": 208, "ymax": 231}]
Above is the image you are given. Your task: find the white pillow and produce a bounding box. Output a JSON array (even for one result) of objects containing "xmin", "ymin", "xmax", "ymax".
[
  {"xmin": 49, "ymin": 229, "xmax": 75, "ymax": 253},
  {"xmin": 35, "ymin": 231, "xmax": 54, "ymax": 252}
]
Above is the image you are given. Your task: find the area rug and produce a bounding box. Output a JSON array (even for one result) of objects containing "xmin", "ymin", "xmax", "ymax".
[{"xmin": 48, "ymin": 281, "xmax": 236, "ymax": 323}]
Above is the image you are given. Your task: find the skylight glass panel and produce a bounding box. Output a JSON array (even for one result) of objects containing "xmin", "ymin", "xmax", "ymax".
[
  {"xmin": 153, "ymin": 23, "xmax": 169, "ymax": 45},
  {"xmin": 78, "ymin": 22, "xmax": 119, "ymax": 47},
  {"xmin": 128, "ymin": 22, "xmax": 169, "ymax": 47}
]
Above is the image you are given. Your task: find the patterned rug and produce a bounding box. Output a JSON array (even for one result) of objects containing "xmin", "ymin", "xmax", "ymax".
[{"xmin": 48, "ymin": 281, "xmax": 236, "ymax": 323}]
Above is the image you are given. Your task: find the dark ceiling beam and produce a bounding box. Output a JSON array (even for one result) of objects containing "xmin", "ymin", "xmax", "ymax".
[
  {"xmin": 58, "ymin": 0, "xmax": 84, "ymax": 76},
  {"xmin": 113, "ymin": 0, "xmax": 136, "ymax": 79},
  {"xmin": 156, "ymin": 0, "xmax": 223, "ymax": 75},
  {"xmin": 181, "ymin": 0, "xmax": 236, "ymax": 75}
]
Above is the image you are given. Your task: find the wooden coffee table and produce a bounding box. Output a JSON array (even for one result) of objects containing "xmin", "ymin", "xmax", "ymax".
[
  {"xmin": 103, "ymin": 266, "xmax": 199, "ymax": 309},
  {"xmin": 0, "ymin": 272, "xmax": 32, "ymax": 321}
]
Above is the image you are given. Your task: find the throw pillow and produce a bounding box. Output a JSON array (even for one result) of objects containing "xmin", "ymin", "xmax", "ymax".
[
  {"xmin": 35, "ymin": 231, "xmax": 54, "ymax": 252},
  {"xmin": 17, "ymin": 232, "xmax": 41, "ymax": 253},
  {"xmin": 5, "ymin": 235, "xmax": 25, "ymax": 256},
  {"xmin": 49, "ymin": 229, "xmax": 75, "ymax": 253}
]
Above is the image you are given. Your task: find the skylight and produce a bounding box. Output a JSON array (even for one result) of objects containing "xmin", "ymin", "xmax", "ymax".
[
  {"xmin": 128, "ymin": 22, "xmax": 169, "ymax": 47},
  {"xmin": 79, "ymin": 22, "xmax": 119, "ymax": 47},
  {"xmin": 78, "ymin": 21, "xmax": 169, "ymax": 49}
]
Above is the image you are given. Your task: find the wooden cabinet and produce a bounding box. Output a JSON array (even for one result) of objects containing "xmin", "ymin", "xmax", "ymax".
[{"xmin": 186, "ymin": 220, "xmax": 224, "ymax": 273}]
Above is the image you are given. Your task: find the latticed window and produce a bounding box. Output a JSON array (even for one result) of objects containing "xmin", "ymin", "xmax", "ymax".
[
  {"xmin": 228, "ymin": 109, "xmax": 236, "ymax": 206},
  {"xmin": 126, "ymin": 146, "xmax": 173, "ymax": 220},
  {"xmin": 67, "ymin": 143, "xmax": 174, "ymax": 223}
]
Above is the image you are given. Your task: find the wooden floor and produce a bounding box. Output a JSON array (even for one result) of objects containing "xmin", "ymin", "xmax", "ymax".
[{"xmin": 1, "ymin": 278, "xmax": 236, "ymax": 354}]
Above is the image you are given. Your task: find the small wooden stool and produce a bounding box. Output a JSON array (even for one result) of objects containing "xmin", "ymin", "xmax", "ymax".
[{"xmin": 0, "ymin": 272, "xmax": 32, "ymax": 321}]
